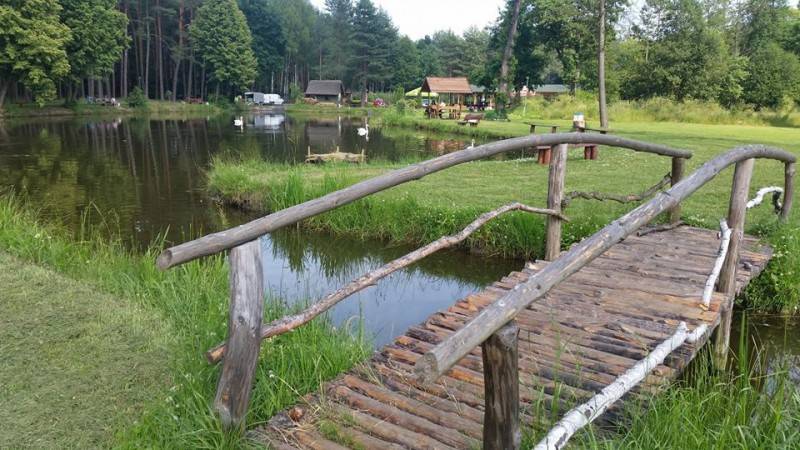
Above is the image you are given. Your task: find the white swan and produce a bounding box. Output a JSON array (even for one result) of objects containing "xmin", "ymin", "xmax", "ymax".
[{"xmin": 357, "ymin": 122, "xmax": 369, "ymax": 138}]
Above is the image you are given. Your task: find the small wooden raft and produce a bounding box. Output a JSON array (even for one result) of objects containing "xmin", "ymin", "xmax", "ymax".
[
  {"xmin": 252, "ymin": 226, "xmax": 772, "ymax": 449},
  {"xmin": 306, "ymin": 146, "xmax": 366, "ymax": 164}
]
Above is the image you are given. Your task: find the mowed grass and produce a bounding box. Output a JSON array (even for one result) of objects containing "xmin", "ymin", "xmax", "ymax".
[
  {"xmin": 0, "ymin": 195, "xmax": 370, "ymax": 448},
  {"xmin": 0, "ymin": 252, "xmax": 170, "ymax": 448}
]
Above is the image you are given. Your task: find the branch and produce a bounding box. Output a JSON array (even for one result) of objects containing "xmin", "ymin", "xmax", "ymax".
[
  {"xmin": 561, "ymin": 174, "xmax": 671, "ymax": 209},
  {"xmin": 205, "ymin": 202, "xmax": 568, "ymax": 364},
  {"xmin": 637, "ymin": 220, "xmax": 684, "ymax": 236},
  {"xmin": 746, "ymin": 186, "xmax": 783, "ymax": 213}
]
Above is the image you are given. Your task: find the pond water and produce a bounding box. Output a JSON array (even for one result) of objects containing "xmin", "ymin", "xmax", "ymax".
[{"xmin": 0, "ymin": 113, "xmax": 797, "ymax": 362}]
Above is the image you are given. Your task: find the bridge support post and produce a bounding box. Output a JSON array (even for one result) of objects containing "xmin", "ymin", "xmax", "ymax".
[
  {"xmin": 781, "ymin": 162, "xmax": 795, "ymax": 222},
  {"xmin": 214, "ymin": 239, "xmax": 264, "ymax": 431},
  {"xmin": 669, "ymin": 157, "xmax": 686, "ymax": 223},
  {"xmin": 714, "ymin": 158, "xmax": 753, "ymax": 368},
  {"xmin": 481, "ymin": 321, "xmax": 521, "ymax": 450},
  {"xmin": 545, "ymin": 144, "xmax": 568, "ymax": 260}
]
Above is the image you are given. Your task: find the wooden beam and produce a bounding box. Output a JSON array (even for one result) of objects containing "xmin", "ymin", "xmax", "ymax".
[
  {"xmin": 157, "ymin": 133, "xmax": 694, "ymax": 270},
  {"xmin": 414, "ymin": 146, "xmax": 794, "ymax": 385},
  {"xmin": 781, "ymin": 162, "xmax": 795, "ymax": 222},
  {"xmin": 714, "ymin": 158, "xmax": 754, "ymax": 368},
  {"xmin": 214, "ymin": 240, "xmax": 264, "ymax": 431},
  {"xmin": 545, "ymin": 144, "xmax": 568, "ymax": 260},
  {"xmin": 669, "ymin": 157, "xmax": 686, "ymax": 223},
  {"xmin": 481, "ymin": 321, "xmax": 520, "ymax": 450}
]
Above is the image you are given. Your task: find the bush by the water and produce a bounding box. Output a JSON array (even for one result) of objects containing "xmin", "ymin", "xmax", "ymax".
[{"xmin": 126, "ymin": 87, "xmax": 148, "ymax": 108}]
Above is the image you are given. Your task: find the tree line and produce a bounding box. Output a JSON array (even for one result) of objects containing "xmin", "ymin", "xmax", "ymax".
[{"xmin": 0, "ymin": 0, "xmax": 798, "ymax": 111}]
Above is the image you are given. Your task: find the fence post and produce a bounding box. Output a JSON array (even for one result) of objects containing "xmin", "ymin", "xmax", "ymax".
[
  {"xmin": 669, "ymin": 157, "xmax": 686, "ymax": 224},
  {"xmin": 481, "ymin": 321, "xmax": 520, "ymax": 450},
  {"xmin": 214, "ymin": 239, "xmax": 264, "ymax": 431},
  {"xmin": 781, "ymin": 162, "xmax": 795, "ymax": 222},
  {"xmin": 714, "ymin": 158, "xmax": 753, "ymax": 368},
  {"xmin": 545, "ymin": 143, "xmax": 568, "ymax": 261}
]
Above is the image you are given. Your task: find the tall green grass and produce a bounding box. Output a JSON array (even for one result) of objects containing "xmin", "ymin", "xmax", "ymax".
[{"xmin": 0, "ymin": 194, "xmax": 370, "ymax": 448}]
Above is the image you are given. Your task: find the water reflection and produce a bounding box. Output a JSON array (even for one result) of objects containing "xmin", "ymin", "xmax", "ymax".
[
  {"xmin": 263, "ymin": 229, "xmax": 520, "ymax": 347},
  {"xmin": 732, "ymin": 313, "xmax": 800, "ymax": 387}
]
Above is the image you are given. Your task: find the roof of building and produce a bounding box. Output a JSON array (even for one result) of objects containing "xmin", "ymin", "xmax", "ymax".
[
  {"xmin": 305, "ymin": 80, "xmax": 345, "ymax": 96},
  {"xmin": 470, "ymin": 84, "xmax": 488, "ymax": 93},
  {"xmin": 421, "ymin": 77, "xmax": 472, "ymax": 94},
  {"xmin": 533, "ymin": 84, "xmax": 569, "ymax": 94}
]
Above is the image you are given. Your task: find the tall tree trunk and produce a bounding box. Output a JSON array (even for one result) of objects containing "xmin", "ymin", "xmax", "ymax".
[
  {"xmin": 171, "ymin": 0, "xmax": 184, "ymax": 101},
  {"xmin": 156, "ymin": 0, "xmax": 164, "ymax": 100},
  {"xmin": 0, "ymin": 80, "xmax": 9, "ymax": 109},
  {"xmin": 498, "ymin": 0, "xmax": 523, "ymax": 95},
  {"xmin": 144, "ymin": 1, "xmax": 151, "ymax": 98},
  {"xmin": 597, "ymin": 0, "xmax": 608, "ymax": 128}
]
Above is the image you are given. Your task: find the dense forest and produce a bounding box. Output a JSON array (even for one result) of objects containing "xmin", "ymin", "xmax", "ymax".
[{"xmin": 1, "ymin": 0, "xmax": 799, "ymax": 111}]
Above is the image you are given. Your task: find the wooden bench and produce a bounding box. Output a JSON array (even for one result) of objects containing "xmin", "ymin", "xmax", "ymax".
[
  {"xmin": 574, "ymin": 125, "xmax": 610, "ymax": 160},
  {"xmin": 527, "ymin": 122, "xmax": 560, "ymax": 165},
  {"xmin": 458, "ymin": 113, "xmax": 483, "ymax": 127}
]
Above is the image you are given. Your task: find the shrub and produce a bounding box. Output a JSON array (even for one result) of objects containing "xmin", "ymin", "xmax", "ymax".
[
  {"xmin": 289, "ymin": 83, "xmax": 303, "ymax": 103},
  {"xmin": 126, "ymin": 87, "xmax": 147, "ymax": 108}
]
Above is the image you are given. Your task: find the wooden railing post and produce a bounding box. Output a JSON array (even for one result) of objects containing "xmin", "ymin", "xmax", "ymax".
[
  {"xmin": 545, "ymin": 144, "xmax": 568, "ymax": 260},
  {"xmin": 781, "ymin": 162, "xmax": 795, "ymax": 222},
  {"xmin": 669, "ymin": 157, "xmax": 686, "ymax": 223},
  {"xmin": 214, "ymin": 239, "xmax": 264, "ymax": 431},
  {"xmin": 481, "ymin": 321, "xmax": 520, "ymax": 450},
  {"xmin": 714, "ymin": 158, "xmax": 753, "ymax": 368}
]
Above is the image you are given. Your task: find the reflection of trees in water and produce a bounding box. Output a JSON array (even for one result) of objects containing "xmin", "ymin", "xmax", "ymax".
[
  {"xmin": 732, "ymin": 313, "xmax": 800, "ymax": 390},
  {"xmin": 268, "ymin": 228, "xmax": 520, "ymax": 289}
]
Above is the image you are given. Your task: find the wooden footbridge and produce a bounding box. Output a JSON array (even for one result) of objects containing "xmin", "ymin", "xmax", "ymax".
[{"xmin": 157, "ymin": 133, "xmax": 796, "ymax": 449}]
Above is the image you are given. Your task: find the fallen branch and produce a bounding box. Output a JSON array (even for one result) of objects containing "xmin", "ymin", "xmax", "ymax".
[
  {"xmin": 561, "ymin": 174, "xmax": 671, "ymax": 209},
  {"xmin": 636, "ymin": 220, "xmax": 684, "ymax": 236},
  {"xmin": 702, "ymin": 220, "xmax": 731, "ymax": 307},
  {"xmin": 534, "ymin": 321, "xmax": 705, "ymax": 450},
  {"xmin": 206, "ymin": 202, "xmax": 568, "ymax": 364},
  {"xmin": 746, "ymin": 186, "xmax": 783, "ymax": 212}
]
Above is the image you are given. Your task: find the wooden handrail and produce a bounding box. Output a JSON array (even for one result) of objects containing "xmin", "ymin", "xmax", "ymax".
[
  {"xmin": 414, "ymin": 145, "xmax": 795, "ymax": 384},
  {"xmin": 157, "ymin": 133, "xmax": 691, "ymax": 270}
]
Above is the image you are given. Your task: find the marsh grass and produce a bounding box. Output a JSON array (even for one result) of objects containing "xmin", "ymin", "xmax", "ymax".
[{"xmin": 0, "ymin": 193, "xmax": 370, "ymax": 448}]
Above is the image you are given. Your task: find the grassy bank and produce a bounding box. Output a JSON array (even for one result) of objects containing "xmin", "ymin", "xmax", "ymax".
[
  {"xmin": 0, "ymin": 194, "xmax": 369, "ymax": 448},
  {"xmin": 1, "ymin": 99, "xmax": 223, "ymax": 119},
  {"xmin": 209, "ymin": 117, "xmax": 800, "ymax": 311}
]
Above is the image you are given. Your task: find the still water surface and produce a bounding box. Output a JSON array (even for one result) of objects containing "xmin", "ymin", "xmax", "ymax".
[{"xmin": 0, "ymin": 113, "xmax": 797, "ymax": 362}]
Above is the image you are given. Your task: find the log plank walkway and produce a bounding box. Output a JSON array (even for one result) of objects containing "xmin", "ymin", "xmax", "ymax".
[{"xmin": 253, "ymin": 226, "xmax": 772, "ymax": 449}]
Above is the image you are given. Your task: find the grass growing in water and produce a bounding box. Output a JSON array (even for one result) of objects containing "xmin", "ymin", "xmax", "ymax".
[{"xmin": 0, "ymin": 194, "xmax": 370, "ymax": 448}]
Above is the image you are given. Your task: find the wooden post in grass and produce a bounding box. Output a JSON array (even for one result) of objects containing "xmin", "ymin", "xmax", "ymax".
[
  {"xmin": 481, "ymin": 321, "xmax": 520, "ymax": 450},
  {"xmin": 545, "ymin": 144, "xmax": 568, "ymax": 260},
  {"xmin": 781, "ymin": 162, "xmax": 795, "ymax": 222},
  {"xmin": 714, "ymin": 158, "xmax": 753, "ymax": 368},
  {"xmin": 669, "ymin": 157, "xmax": 686, "ymax": 224},
  {"xmin": 214, "ymin": 239, "xmax": 264, "ymax": 430}
]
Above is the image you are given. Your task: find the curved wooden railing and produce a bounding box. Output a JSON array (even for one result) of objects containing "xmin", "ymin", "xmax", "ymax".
[{"xmin": 156, "ymin": 133, "xmax": 795, "ymax": 442}]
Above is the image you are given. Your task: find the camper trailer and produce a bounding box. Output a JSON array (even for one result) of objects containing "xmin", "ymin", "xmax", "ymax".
[{"xmin": 244, "ymin": 92, "xmax": 284, "ymax": 105}]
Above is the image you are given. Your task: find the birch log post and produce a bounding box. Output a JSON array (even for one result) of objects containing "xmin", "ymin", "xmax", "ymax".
[
  {"xmin": 714, "ymin": 158, "xmax": 754, "ymax": 368},
  {"xmin": 214, "ymin": 240, "xmax": 264, "ymax": 430},
  {"xmin": 702, "ymin": 220, "xmax": 731, "ymax": 307},
  {"xmin": 669, "ymin": 157, "xmax": 686, "ymax": 223},
  {"xmin": 746, "ymin": 186, "xmax": 783, "ymax": 210},
  {"xmin": 781, "ymin": 162, "xmax": 795, "ymax": 222},
  {"xmin": 205, "ymin": 203, "xmax": 567, "ymax": 364},
  {"xmin": 481, "ymin": 321, "xmax": 521, "ymax": 450},
  {"xmin": 545, "ymin": 144, "xmax": 568, "ymax": 261}
]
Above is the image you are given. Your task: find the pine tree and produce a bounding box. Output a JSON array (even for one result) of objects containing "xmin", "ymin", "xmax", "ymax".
[
  {"xmin": 0, "ymin": 0, "xmax": 71, "ymax": 107},
  {"xmin": 190, "ymin": 0, "xmax": 257, "ymax": 97}
]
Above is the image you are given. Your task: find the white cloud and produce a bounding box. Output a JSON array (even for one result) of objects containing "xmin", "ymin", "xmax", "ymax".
[{"xmin": 309, "ymin": 0, "xmax": 506, "ymax": 40}]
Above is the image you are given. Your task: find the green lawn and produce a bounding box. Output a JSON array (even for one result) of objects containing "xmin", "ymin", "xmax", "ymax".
[{"xmin": 0, "ymin": 252, "xmax": 170, "ymax": 448}]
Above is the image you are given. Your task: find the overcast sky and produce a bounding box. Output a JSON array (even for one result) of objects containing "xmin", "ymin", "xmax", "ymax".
[{"xmin": 308, "ymin": 0, "xmax": 506, "ymax": 40}]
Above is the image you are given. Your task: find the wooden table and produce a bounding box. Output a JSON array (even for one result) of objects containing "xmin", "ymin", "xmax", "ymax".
[
  {"xmin": 527, "ymin": 123, "xmax": 560, "ymax": 165},
  {"xmin": 574, "ymin": 125, "xmax": 610, "ymax": 160}
]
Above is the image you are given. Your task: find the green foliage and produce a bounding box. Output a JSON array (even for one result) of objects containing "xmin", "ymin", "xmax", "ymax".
[
  {"xmin": 240, "ymin": 0, "xmax": 285, "ymax": 91},
  {"xmin": 288, "ymin": 82, "xmax": 303, "ymax": 103},
  {"xmin": 60, "ymin": 0, "xmax": 128, "ymax": 83},
  {"xmin": 745, "ymin": 226, "xmax": 800, "ymax": 312},
  {"xmin": 126, "ymin": 86, "xmax": 147, "ymax": 108},
  {"xmin": 190, "ymin": 0, "xmax": 257, "ymax": 95},
  {"xmin": 744, "ymin": 42, "xmax": 800, "ymax": 109},
  {"xmin": 0, "ymin": 0, "xmax": 71, "ymax": 107}
]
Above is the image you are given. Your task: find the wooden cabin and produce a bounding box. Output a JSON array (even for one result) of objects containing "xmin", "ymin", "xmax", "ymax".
[{"xmin": 305, "ymin": 80, "xmax": 346, "ymax": 104}]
